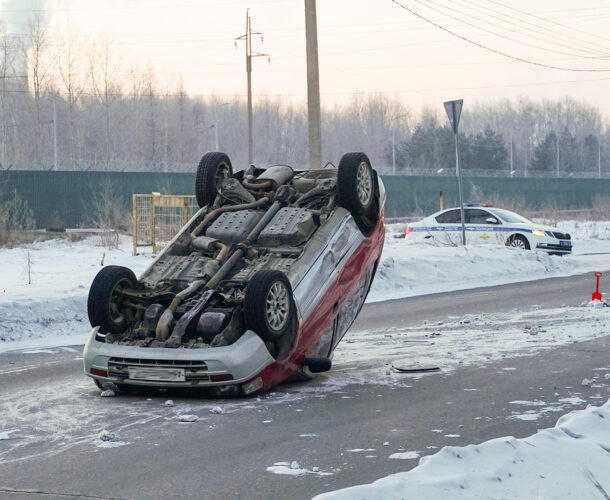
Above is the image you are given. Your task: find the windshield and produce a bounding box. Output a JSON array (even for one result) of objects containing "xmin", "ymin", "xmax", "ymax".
[{"xmin": 488, "ymin": 208, "xmax": 531, "ymax": 224}]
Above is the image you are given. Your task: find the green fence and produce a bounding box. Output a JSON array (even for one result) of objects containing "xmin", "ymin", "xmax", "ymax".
[{"xmin": 1, "ymin": 170, "xmax": 609, "ymax": 228}]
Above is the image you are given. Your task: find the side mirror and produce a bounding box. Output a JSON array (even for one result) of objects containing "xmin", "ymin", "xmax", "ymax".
[{"xmin": 486, "ymin": 217, "xmax": 498, "ymax": 225}]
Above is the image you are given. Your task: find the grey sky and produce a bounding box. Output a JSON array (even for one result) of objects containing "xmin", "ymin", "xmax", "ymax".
[{"xmin": 2, "ymin": 0, "xmax": 610, "ymax": 118}]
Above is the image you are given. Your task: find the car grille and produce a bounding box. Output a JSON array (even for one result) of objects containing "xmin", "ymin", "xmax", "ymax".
[
  {"xmin": 107, "ymin": 357, "xmax": 210, "ymax": 382},
  {"xmin": 550, "ymin": 231, "xmax": 571, "ymax": 240}
]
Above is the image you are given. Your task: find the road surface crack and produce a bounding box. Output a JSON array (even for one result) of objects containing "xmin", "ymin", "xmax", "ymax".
[{"xmin": 0, "ymin": 487, "xmax": 130, "ymax": 499}]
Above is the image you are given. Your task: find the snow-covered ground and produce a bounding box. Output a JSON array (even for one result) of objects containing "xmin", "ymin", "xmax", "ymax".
[
  {"xmin": 315, "ymin": 399, "xmax": 610, "ymax": 500},
  {"xmin": 1, "ymin": 221, "xmax": 609, "ymax": 352},
  {"xmin": 0, "ymin": 222, "xmax": 609, "ymax": 499},
  {"xmin": 371, "ymin": 220, "xmax": 610, "ymax": 302}
]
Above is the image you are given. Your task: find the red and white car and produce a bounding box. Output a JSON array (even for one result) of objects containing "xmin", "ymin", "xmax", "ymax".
[{"xmin": 84, "ymin": 152, "xmax": 385, "ymax": 396}]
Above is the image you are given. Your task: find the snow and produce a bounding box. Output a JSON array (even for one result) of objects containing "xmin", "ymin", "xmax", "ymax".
[
  {"xmin": 0, "ymin": 235, "xmax": 151, "ymax": 352},
  {"xmin": 266, "ymin": 461, "xmax": 333, "ymax": 477},
  {"xmin": 315, "ymin": 399, "xmax": 610, "ymax": 500},
  {"xmin": 369, "ymin": 221, "xmax": 610, "ymax": 303},
  {"xmin": 2, "ymin": 223, "xmax": 609, "ymax": 352},
  {"xmin": 389, "ymin": 451, "xmax": 420, "ymax": 460},
  {"xmin": 0, "ymin": 222, "xmax": 608, "ymax": 496},
  {"xmin": 177, "ymin": 414, "xmax": 199, "ymax": 422}
]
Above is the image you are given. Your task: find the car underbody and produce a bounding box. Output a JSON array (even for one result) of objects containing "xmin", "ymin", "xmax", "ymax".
[{"xmin": 84, "ymin": 152, "xmax": 385, "ymax": 394}]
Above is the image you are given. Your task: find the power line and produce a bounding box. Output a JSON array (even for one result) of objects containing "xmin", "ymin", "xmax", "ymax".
[
  {"xmin": 485, "ymin": 0, "xmax": 610, "ymax": 47},
  {"xmin": 391, "ymin": 0, "xmax": 610, "ymax": 72},
  {"xmin": 450, "ymin": 0, "xmax": 610, "ymax": 57},
  {"xmin": 415, "ymin": 0, "xmax": 608, "ymax": 60}
]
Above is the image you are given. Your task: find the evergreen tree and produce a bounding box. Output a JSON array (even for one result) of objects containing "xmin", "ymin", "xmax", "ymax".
[
  {"xmin": 464, "ymin": 127, "xmax": 507, "ymax": 170},
  {"xmin": 531, "ymin": 133, "xmax": 557, "ymax": 171}
]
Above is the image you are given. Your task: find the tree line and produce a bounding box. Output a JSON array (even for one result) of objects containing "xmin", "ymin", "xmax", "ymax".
[{"xmin": 1, "ymin": 16, "xmax": 609, "ymax": 176}]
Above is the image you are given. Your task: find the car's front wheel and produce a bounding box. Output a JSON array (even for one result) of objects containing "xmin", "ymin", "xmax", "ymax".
[
  {"xmin": 88, "ymin": 265, "xmax": 138, "ymax": 334},
  {"xmin": 244, "ymin": 270, "xmax": 295, "ymax": 342},
  {"xmin": 506, "ymin": 234, "xmax": 530, "ymax": 250}
]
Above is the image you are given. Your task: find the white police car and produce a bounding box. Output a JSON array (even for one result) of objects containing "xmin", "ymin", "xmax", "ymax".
[{"xmin": 405, "ymin": 205, "xmax": 572, "ymax": 255}]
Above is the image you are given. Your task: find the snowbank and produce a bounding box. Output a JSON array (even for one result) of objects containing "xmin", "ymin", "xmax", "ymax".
[
  {"xmin": 369, "ymin": 221, "xmax": 610, "ymax": 302},
  {"xmin": 314, "ymin": 399, "xmax": 610, "ymax": 500},
  {"xmin": 0, "ymin": 235, "xmax": 151, "ymax": 351}
]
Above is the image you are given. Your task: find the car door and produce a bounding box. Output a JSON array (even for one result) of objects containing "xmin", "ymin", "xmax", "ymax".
[
  {"xmin": 433, "ymin": 209, "xmax": 462, "ymax": 245},
  {"xmin": 465, "ymin": 208, "xmax": 499, "ymax": 245}
]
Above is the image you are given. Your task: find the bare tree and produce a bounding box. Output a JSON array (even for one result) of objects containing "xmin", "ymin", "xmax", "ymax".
[
  {"xmin": 89, "ymin": 32, "xmax": 124, "ymax": 169},
  {"xmin": 25, "ymin": 11, "xmax": 51, "ymax": 167},
  {"xmin": 55, "ymin": 21, "xmax": 88, "ymax": 167}
]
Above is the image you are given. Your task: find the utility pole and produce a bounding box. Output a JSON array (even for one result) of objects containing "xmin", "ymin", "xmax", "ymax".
[
  {"xmin": 599, "ymin": 141, "xmax": 602, "ymax": 178},
  {"xmin": 236, "ymin": 9, "xmax": 268, "ymax": 165},
  {"xmin": 211, "ymin": 124, "xmax": 219, "ymax": 151},
  {"xmin": 304, "ymin": 0, "xmax": 322, "ymax": 170},
  {"xmin": 555, "ymin": 132, "xmax": 560, "ymax": 177},
  {"xmin": 53, "ymin": 100, "xmax": 57, "ymax": 171},
  {"xmin": 508, "ymin": 133, "xmax": 513, "ymax": 176}
]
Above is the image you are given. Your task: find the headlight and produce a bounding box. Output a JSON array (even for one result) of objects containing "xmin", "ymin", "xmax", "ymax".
[{"xmin": 531, "ymin": 229, "xmax": 546, "ymax": 237}]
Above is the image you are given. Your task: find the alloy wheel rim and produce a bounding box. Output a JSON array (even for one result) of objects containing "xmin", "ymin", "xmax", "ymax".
[
  {"xmin": 356, "ymin": 161, "xmax": 373, "ymax": 207},
  {"xmin": 266, "ymin": 281, "xmax": 289, "ymax": 330},
  {"xmin": 511, "ymin": 238, "xmax": 526, "ymax": 249}
]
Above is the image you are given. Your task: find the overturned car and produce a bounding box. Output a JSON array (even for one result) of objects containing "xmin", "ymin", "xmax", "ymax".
[{"xmin": 84, "ymin": 152, "xmax": 385, "ymax": 396}]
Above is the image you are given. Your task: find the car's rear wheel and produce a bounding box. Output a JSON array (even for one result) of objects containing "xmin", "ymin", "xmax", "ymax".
[
  {"xmin": 506, "ymin": 234, "xmax": 530, "ymax": 250},
  {"xmin": 244, "ymin": 270, "xmax": 295, "ymax": 342},
  {"xmin": 88, "ymin": 265, "xmax": 138, "ymax": 334},
  {"xmin": 337, "ymin": 152, "xmax": 379, "ymax": 235},
  {"xmin": 195, "ymin": 152, "xmax": 233, "ymax": 208}
]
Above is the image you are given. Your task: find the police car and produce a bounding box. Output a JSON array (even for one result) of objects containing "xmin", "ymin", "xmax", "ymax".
[{"xmin": 405, "ymin": 205, "xmax": 572, "ymax": 255}]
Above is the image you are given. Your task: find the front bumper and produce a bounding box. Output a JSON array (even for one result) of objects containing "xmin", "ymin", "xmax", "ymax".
[
  {"xmin": 83, "ymin": 327, "xmax": 275, "ymax": 388},
  {"xmin": 536, "ymin": 242, "xmax": 572, "ymax": 254}
]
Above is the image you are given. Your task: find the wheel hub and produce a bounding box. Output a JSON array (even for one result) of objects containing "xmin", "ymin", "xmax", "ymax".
[
  {"xmin": 266, "ymin": 282, "xmax": 289, "ymax": 330},
  {"xmin": 356, "ymin": 161, "xmax": 373, "ymax": 206}
]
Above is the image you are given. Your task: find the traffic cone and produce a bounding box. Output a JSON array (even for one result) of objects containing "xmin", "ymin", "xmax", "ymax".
[{"xmin": 592, "ymin": 272, "xmax": 602, "ymax": 301}]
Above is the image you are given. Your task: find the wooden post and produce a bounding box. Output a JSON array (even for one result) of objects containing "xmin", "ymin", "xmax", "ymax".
[
  {"xmin": 132, "ymin": 194, "xmax": 137, "ymax": 256},
  {"xmin": 151, "ymin": 194, "xmax": 156, "ymax": 254}
]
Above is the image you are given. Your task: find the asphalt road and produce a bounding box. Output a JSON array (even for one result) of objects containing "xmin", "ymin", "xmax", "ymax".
[{"xmin": 0, "ymin": 272, "xmax": 608, "ymax": 500}]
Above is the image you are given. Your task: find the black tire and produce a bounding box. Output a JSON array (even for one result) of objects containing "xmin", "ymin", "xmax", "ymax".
[
  {"xmin": 244, "ymin": 270, "xmax": 295, "ymax": 342},
  {"xmin": 195, "ymin": 152, "xmax": 233, "ymax": 208},
  {"xmin": 88, "ymin": 265, "xmax": 138, "ymax": 334},
  {"xmin": 506, "ymin": 234, "xmax": 530, "ymax": 250},
  {"xmin": 337, "ymin": 152, "xmax": 379, "ymax": 234}
]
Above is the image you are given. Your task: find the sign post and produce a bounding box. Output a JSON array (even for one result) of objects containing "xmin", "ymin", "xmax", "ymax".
[{"xmin": 444, "ymin": 99, "xmax": 466, "ymax": 246}]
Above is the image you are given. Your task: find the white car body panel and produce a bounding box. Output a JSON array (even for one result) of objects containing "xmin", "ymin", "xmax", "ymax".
[{"xmin": 405, "ymin": 206, "xmax": 572, "ymax": 254}]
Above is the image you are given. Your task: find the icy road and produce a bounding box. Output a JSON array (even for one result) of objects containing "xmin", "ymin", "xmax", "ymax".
[{"xmin": 1, "ymin": 273, "xmax": 609, "ymax": 500}]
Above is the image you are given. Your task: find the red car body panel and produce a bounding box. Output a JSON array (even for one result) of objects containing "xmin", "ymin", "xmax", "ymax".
[{"xmin": 258, "ymin": 213, "xmax": 385, "ymax": 391}]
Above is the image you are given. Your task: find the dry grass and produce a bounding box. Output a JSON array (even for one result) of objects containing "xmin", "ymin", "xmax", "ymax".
[{"xmin": 0, "ymin": 230, "xmax": 87, "ymax": 248}]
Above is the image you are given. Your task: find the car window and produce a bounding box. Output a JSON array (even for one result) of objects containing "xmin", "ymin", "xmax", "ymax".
[
  {"xmin": 435, "ymin": 209, "xmax": 461, "ymax": 224},
  {"xmin": 467, "ymin": 209, "xmax": 496, "ymax": 224},
  {"xmin": 487, "ymin": 208, "xmax": 531, "ymax": 224}
]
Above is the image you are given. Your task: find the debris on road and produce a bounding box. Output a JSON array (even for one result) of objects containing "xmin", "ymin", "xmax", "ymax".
[{"xmin": 177, "ymin": 414, "xmax": 199, "ymax": 422}]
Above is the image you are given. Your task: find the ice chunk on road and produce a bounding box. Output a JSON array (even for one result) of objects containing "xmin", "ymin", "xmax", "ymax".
[
  {"xmin": 389, "ymin": 451, "xmax": 420, "ymax": 460},
  {"xmin": 177, "ymin": 414, "xmax": 199, "ymax": 422},
  {"xmin": 266, "ymin": 461, "xmax": 333, "ymax": 476},
  {"xmin": 99, "ymin": 430, "xmax": 115, "ymax": 442}
]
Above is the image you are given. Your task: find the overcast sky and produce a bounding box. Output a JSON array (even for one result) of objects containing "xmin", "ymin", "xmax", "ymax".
[{"xmin": 2, "ymin": 0, "xmax": 610, "ymax": 119}]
